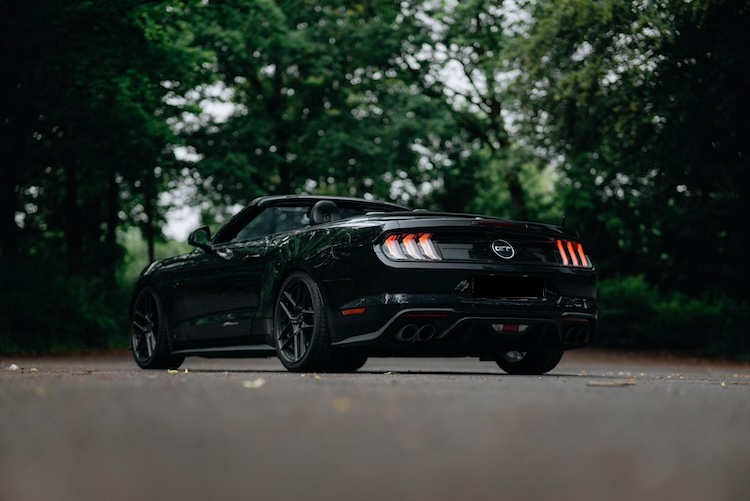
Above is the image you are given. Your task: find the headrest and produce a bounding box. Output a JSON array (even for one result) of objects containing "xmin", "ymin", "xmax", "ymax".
[{"xmin": 310, "ymin": 200, "xmax": 340, "ymax": 225}]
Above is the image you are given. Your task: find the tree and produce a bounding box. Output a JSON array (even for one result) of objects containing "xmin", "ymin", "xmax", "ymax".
[
  {"xmin": 383, "ymin": 0, "xmax": 563, "ymax": 220},
  {"xmin": 511, "ymin": 0, "xmax": 749, "ymax": 301},
  {"xmin": 0, "ymin": 0, "xmax": 211, "ymax": 351},
  {"xmin": 181, "ymin": 0, "xmax": 461, "ymax": 216}
]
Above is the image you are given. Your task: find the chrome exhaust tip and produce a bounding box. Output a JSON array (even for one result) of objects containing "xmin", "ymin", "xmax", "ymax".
[
  {"xmin": 417, "ymin": 324, "xmax": 436, "ymax": 341},
  {"xmin": 396, "ymin": 324, "xmax": 419, "ymax": 342}
]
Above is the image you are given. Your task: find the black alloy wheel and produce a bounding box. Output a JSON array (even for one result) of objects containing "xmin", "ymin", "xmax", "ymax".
[
  {"xmin": 130, "ymin": 288, "xmax": 184, "ymax": 370},
  {"xmin": 274, "ymin": 272, "xmax": 333, "ymax": 372},
  {"xmin": 495, "ymin": 348, "xmax": 564, "ymax": 375}
]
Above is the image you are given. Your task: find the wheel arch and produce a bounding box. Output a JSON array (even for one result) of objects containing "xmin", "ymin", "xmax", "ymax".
[
  {"xmin": 129, "ymin": 278, "xmax": 183, "ymax": 352},
  {"xmin": 130, "ymin": 284, "xmax": 184, "ymax": 369},
  {"xmin": 264, "ymin": 260, "xmax": 340, "ymax": 345}
]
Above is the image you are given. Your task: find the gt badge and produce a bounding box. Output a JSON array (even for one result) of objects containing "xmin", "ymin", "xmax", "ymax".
[{"xmin": 491, "ymin": 239, "xmax": 515, "ymax": 259}]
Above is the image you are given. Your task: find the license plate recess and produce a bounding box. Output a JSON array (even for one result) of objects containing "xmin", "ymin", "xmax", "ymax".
[{"xmin": 473, "ymin": 276, "xmax": 544, "ymax": 299}]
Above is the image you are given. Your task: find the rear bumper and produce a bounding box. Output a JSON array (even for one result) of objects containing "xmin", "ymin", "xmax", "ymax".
[{"xmin": 329, "ymin": 292, "xmax": 597, "ymax": 356}]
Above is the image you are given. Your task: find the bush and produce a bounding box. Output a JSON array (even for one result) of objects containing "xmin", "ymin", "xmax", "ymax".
[
  {"xmin": 0, "ymin": 232, "xmax": 190, "ymax": 355},
  {"xmin": 0, "ymin": 256, "xmax": 130, "ymax": 355},
  {"xmin": 595, "ymin": 275, "xmax": 750, "ymax": 359}
]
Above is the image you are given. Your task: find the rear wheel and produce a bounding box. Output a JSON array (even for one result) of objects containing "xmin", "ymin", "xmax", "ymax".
[
  {"xmin": 495, "ymin": 348, "xmax": 563, "ymax": 375},
  {"xmin": 274, "ymin": 272, "xmax": 333, "ymax": 372},
  {"xmin": 326, "ymin": 351, "xmax": 368, "ymax": 372},
  {"xmin": 130, "ymin": 288, "xmax": 184, "ymax": 370}
]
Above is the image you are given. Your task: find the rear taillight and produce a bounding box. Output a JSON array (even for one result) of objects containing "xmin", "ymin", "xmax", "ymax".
[
  {"xmin": 383, "ymin": 233, "xmax": 442, "ymax": 261},
  {"xmin": 555, "ymin": 239, "xmax": 591, "ymax": 268}
]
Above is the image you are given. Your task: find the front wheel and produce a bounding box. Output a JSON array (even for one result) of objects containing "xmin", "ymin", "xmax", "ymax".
[
  {"xmin": 274, "ymin": 272, "xmax": 333, "ymax": 372},
  {"xmin": 495, "ymin": 348, "xmax": 563, "ymax": 375},
  {"xmin": 130, "ymin": 288, "xmax": 184, "ymax": 370}
]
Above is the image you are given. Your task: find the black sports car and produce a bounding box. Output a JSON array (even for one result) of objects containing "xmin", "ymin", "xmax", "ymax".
[{"xmin": 130, "ymin": 195, "xmax": 597, "ymax": 374}]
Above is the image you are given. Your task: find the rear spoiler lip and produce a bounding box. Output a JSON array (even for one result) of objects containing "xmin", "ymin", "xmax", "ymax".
[{"xmin": 375, "ymin": 215, "xmax": 579, "ymax": 239}]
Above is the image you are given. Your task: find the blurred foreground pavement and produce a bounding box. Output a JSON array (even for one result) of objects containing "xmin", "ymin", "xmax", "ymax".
[{"xmin": 1, "ymin": 348, "xmax": 749, "ymax": 501}]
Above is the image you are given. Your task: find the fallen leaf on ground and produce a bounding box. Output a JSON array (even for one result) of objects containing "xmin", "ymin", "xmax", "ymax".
[
  {"xmin": 26, "ymin": 385, "xmax": 50, "ymax": 397},
  {"xmin": 167, "ymin": 369, "xmax": 179, "ymax": 374},
  {"xmin": 242, "ymin": 378, "xmax": 266, "ymax": 389},
  {"xmin": 332, "ymin": 396, "xmax": 351, "ymax": 413}
]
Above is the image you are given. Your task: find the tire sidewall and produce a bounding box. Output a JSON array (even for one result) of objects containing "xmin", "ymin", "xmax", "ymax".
[
  {"xmin": 274, "ymin": 272, "xmax": 331, "ymax": 371},
  {"xmin": 496, "ymin": 348, "xmax": 563, "ymax": 375},
  {"xmin": 131, "ymin": 287, "xmax": 180, "ymax": 369}
]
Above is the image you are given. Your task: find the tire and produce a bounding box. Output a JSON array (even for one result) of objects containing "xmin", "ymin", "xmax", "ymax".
[
  {"xmin": 495, "ymin": 348, "xmax": 563, "ymax": 375},
  {"xmin": 273, "ymin": 272, "xmax": 334, "ymax": 372},
  {"xmin": 326, "ymin": 351, "xmax": 368, "ymax": 373},
  {"xmin": 130, "ymin": 287, "xmax": 184, "ymax": 370}
]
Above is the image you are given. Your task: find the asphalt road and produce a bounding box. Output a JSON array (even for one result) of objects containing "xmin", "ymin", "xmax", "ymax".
[{"xmin": 1, "ymin": 349, "xmax": 748, "ymax": 501}]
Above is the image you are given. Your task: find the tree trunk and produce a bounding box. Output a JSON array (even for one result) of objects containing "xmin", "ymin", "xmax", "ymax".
[
  {"xmin": 0, "ymin": 110, "xmax": 28, "ymax": 259},
  {"xmin": 0, "ymin": 149, "xmax": 20, "ymax": 259},
  {"xmin": 505, "ymin": 171, "xmax": 529, "ymax": 220},
  {"xmin": 143, "ymin": 175, "xmax": 156, "ymax": 264},
  {"xmin": 103, "ymin": 171, "xmax": 120, "ymax": 282},
  {"xmin": 63, "ymin": 153, "xmax": 82, "ymax": 271}
]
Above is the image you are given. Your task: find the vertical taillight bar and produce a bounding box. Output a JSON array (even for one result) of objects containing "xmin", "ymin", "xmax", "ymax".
[
  {"xmin": 566, "ymin": 241, "xmax": 580, "ymax": 266},
  {"xmin": 575, "ymin": 243, "xmax": 589, "ymax": 267},
  {"xmin": 418, "ymin": 233, "xmax": 441, "ymax": 260},
  {"xmin": 382, "ymin": 233, "xmax": 441, "ymax": 261},
  {"xmin": 556, "ymin": 239, "xmax": 591, "ymax": 268},
  {"xmin": 384, "ymin": 235, "xmax": 408, "ymax": 260},
  {"xmin": 401, "ymin": 234, "xmax": 424, "ymax": 260},
  {"xmin": 556, "ymin": 239, "xmax": 570, "ymax": 266}
]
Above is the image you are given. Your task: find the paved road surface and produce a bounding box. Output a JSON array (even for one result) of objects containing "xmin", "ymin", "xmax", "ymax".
[{"xmin": 1, "ymin": 349, "xmax": 749, "ymax": 501}]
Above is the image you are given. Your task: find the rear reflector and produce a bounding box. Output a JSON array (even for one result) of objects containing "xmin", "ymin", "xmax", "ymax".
[
  {"xmin": 342, "ymin": 308, "xmax": 366, "ymax": 316},
  {"xmin": 491, "ymin": 323, "xmax": 529, "ymax": 333}
]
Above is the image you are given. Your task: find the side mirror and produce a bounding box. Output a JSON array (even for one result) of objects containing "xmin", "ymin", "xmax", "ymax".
[{"xmin": 188, "ymin": 226, "xmax": 212, "ymax": 251}]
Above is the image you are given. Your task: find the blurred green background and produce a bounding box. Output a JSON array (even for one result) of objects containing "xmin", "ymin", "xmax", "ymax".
[{"xmin": 1, "ymin": 0, "xmax": 747, "ymax": 358}]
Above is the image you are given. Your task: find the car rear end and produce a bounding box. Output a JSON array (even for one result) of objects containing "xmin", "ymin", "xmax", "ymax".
[{"xmin": 326, "ymin": 214, "xmax": 597, "ymax": 360}]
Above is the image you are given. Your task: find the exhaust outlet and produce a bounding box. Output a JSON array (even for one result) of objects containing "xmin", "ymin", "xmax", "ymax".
[
  {"xmin": 564, "ymin": 327, "xmax": 588, "ymax": 344},
  {"xmin": 417, "ymin": 324, "xmax": 436, "ymax": 341},
  {"xmin": 563, "ymin": 328, "xmax": 578, "ymax": 344},
  {"xmin": 396, "ymin": 324, "xmax": 419, "ymax": 342}
]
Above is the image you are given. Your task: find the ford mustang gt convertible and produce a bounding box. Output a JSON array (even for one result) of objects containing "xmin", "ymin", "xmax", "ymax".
[{"xmin": 130, "ymin": 195, "xmax": 597, "ymax": 374}]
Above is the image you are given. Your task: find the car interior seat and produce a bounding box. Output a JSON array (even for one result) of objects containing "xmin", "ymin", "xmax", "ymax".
[{"xmin": 310, "ymin": 200, "xmax": 341, "ymax": 225}]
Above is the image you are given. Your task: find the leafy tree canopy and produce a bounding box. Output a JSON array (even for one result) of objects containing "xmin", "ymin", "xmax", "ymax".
[
  {"xmin": 180, "ymin": 0, "xmax": 461, "ymax": 220},
  {"xmin": 511, "ymin": 0, "xmax": 749, "ymax": 299}
]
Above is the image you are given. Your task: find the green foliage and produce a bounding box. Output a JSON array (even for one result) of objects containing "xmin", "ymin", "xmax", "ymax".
[
  {"xmin": 465, "ymin": 146, "xmax": 564, "ymax": 223},
  {"xmin": 0, "ymin": 229, "xmax": 192, "ymax": 355},
  {"xmin": 119, "ymin": 228, "xmax": 192, "ymax": 288},
  {"xmin": 512, "ymin": 0, "xmax": 749, "ymax": 300},
  {"xmin": 0, "ymin": 0, "xmax": 212, "ymax": 353},
  {"xmin": 0, "ymin": 255, "xmax": 130, "ymax": 354},
  {"xmin": 184, "ymin": 0, "xmax": 453, "ymax": 209},
  {"xmin": 1, "ymin": 0, "xmax": 747, "ymax": 359},
  {"xmin": 596, "ymin": 276, "xmax": 750, "ymax": 359}
]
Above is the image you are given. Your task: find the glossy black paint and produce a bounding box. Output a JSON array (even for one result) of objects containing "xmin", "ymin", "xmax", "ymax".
[{"xmin": 131, "ymin": 195, "xmax": 598, "ymax": 369}]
